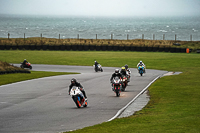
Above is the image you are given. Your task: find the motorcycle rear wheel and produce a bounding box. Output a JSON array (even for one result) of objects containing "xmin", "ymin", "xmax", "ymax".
[{"xmin": 121, "ymin": 84, "xmax": 126, "ymax": 91}]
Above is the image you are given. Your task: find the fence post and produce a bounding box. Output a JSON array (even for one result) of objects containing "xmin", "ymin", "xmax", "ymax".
[
  {"xmin": 96, "ymin": 34, "xmax": 97, "ymax": 40},
  {"xmin": 8, "ymin": 33, "xmax": 10, "ymax": 39},
  {"xmin": 24, "ymin": 33, "xmax": 25, "ymax": 41},
  {"xmin": 142, "ymin": 34, "xmax": 144, "ymax": 40},
  {"xmin": 59, "ymin": 34, "xmax": 60, "ymax": 40},
  {"xmin": 41, "ymin": 33, "xmax": 42, "ymax": 40},
  {"xmin": 175, "ymin": 34, "xmax": 177, "ymax": 42},
  {"xmin": 111, "ymin": 34, "xmax": 113, "ymax": 40},
  {"xmin": 190, "ymin": 35, "xmax": 192, "ymax": 41},
  {"xmin": 163, "ymin": 34, "xmax": 165, "ymax": 40},
  {"xmin": 153, "ymin": 34, "xmax": 155, "ymax": 40},
  {"xmin": 127, "ymin": 34, "xmax": 129, "ymax": 40},
  {"xmin": 77, "ymin": 34, "xmax": 79, "ymax": 39}
]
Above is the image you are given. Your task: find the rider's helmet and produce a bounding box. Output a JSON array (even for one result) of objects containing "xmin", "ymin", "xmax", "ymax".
[
  {"xmin": 71, "ymin": 78, "xmax": 77, "ymax": 84},
  {"xmin": 124, "ymin": 64, "xmax": 128, "ymax": 70},
  {"xmin": 140, "ymin": 61, "xmax": 143, "ymax": 64},
  {"xmin": 121, "ymin": 66, "xmax": 126, "ymax": 71},
  {"xmin": 24, "ymin": 59, "xmax": 26, "ymax": 61},
  {"xmin": 115, "ymin": 69, "xmax": 119, "ymax": 74}
]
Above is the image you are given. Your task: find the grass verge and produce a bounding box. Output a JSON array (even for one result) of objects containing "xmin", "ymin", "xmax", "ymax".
[
  {"xmin": 0, "ymin": 71, "xmax": 78, "ymax": 86},
  {"xmin": 0, "ymin": 50, "xmax": 200, "ymax": 132}
]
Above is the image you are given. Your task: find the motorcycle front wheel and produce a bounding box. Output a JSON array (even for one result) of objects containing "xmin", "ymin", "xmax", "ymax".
[
  {"xmin": 73, "ymin": 97, "xmax": 81, "ymax": 108},
  {"xmin": 140, "ymin": 72, "xmax": 143, "ymax": 76},
  {"xmin": 116, "ymin": 92, "xmax": 120, "ymax": 97}
]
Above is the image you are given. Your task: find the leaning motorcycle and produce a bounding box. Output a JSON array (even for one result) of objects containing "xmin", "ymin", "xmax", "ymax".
[
  {"xmin": 126, "ymin": 70, "xmax": 131, "ymax": 82},
  {"xmin": 121, "ymin": 75, "xmax": 128, "ymax": 91},
  {"xmin": 94, "ymin": 64, "xmax": 103, "ymax": 72},
  {"xmin": 138, "ymin": 66, "xmax": 144, "ymax": 76},
  {"xmin": 20, "ymin": 62, "xmax": 32, "ymax": 69},
  {"xmin": 70, "ymin": 86, "xmax": 88, "ymax": 108},
  {"xmin": 111, "ymin": 77, "xmax": 122, "ymax": 97}
]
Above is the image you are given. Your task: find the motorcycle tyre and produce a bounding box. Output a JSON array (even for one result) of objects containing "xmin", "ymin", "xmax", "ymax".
[
  {"xmin": 20, "ymin": 65, "xmax": 24, "ymax": 69},
  {"xmin": 139, "ymin": 70, "xmax": 143, "ymax": 76},
  {"xmin": 76, "ymin": 100, "xmax": 81, "ymax": 108},
  {"xmin": 116, "ymin": 92, "xmax": 120, "ymax": 97},
  {"xmin": 73, "ymin": 97, "xmax": 81, "ymax": 108},
  {"xmin": 30, "ymin": 66, "xmax": 32, "ymax": 69},
  {"xmin": 83, "ymin": 103, "xmax": 87, "ymax": 107},
  {"xmin": 121, "ymin": 84, "xmax": 126, "ymax": 91}
]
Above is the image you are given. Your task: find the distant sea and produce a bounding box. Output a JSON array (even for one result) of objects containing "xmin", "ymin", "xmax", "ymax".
[{"xmin": 0, "ymin": 14, "xmax": 200, "ymax": 41}]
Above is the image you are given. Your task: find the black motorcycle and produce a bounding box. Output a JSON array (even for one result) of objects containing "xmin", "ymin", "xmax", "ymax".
[{"xmin": 111, "ymin": 77, "xmax": 122, "ymax": 97}]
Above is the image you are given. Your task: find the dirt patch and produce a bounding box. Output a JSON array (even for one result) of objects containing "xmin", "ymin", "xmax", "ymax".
[{"xmin": 0, "ymin": 61, "xmax": 30, "ymax": 74}]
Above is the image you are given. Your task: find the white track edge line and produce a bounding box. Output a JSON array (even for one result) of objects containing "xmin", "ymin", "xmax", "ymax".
[{"xmin": 107, "ymin": 76, "xmax": 160, "ymax": 122}]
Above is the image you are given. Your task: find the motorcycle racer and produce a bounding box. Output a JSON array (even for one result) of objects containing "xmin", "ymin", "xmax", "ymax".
[
  {"xmin": 69, "ymin": 78, "xmax": 87, "ymax": 100},
  {"xmin": 110, "ymin": 69, "xmax": 123, "ymax": 90},
  {"xmin": 94, "ymin": 61, "xmax": 99, "ymax": 70},
  {"xmin": 137, "ymin": 61, "xmax": 146, "ymax": 73},
  {"xmin": 124, "ymin": 64, "xmax": 131, "ymax": 74},
  {"xmin": 22, "ymin": 59, "xmax": 28, "ymax": 66},
  {"xmin": 110, "ymin": 69, "xmax": 123, "ymax": 82},
  {"xmin": 120, "ymin": 66, "xmax": 127, "ymax": 76}
]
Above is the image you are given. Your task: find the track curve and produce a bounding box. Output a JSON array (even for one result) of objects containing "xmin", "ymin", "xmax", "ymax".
[{"xmin": 0, "ymin": 64, "xmax": 167, "ymax": 133}]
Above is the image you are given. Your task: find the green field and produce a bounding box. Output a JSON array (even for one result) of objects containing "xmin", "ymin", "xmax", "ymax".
[
  {"xmin": 0, "ymin": 50, "xmax": 198, "ymax": 71},
  {"xmin": 0, "ymin": 50, "xmax": 200, "ymax": 133}
]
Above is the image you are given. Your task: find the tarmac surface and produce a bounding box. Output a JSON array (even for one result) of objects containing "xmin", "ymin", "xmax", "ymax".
[{"xmin": 0, "ymin": 64, "xmax": 168, "ymax": 133}]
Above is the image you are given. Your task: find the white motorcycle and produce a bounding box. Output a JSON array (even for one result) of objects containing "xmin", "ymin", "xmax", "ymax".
[
  {"xmin": 111, "ymin": 77, "xmax": 122, "ymax": 97},
  {"xmin": 70, "ymin": 86, "xmax": 88, "ymax": 108},
  {"xmin": 93, "ymin": 64, "xmax": 103, "ymax": 72}
]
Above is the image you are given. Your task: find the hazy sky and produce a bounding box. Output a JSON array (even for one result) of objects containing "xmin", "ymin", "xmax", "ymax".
[{"xmin": 0, "ymin": 0, "xmax": 200, "ymax": 17}]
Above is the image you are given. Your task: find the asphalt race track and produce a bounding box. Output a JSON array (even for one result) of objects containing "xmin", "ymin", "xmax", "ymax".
[{"xmin": 0, "ymin": 64, "xmax": 167, "ymax": 133}]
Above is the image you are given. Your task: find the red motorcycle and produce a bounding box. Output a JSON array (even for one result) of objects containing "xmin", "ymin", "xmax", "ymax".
[
  {"xmin": 20, "ymin": 62, "xmax": 32, "ymax": 69},
  {"xmin": 121, "ymin": 75, "xmax": 128, "ymax": 91}
]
